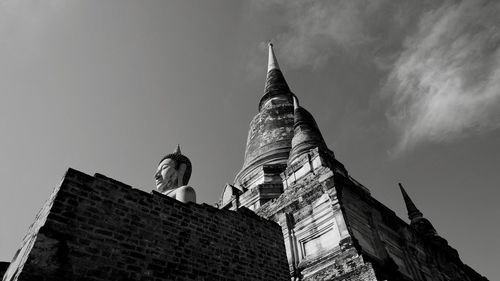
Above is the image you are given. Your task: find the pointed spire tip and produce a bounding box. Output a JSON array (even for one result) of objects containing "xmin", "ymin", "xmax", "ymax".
[
  {"xmin": 399, "ymin": 183, "xmax": 423, "ymax": 221},
  {"xmin": 267, "ymin": 41, "xmax": 280, "ymax": 72}
]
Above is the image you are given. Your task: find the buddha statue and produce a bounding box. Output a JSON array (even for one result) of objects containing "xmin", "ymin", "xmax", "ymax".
[{"xmin": 155, "ymin": 145, "xmax": 196, "ymax": 203}]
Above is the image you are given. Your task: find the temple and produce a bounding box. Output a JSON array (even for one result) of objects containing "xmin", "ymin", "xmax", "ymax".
[
  {"xmin": 217, "ymin": 43, "xmax": 488, "ymax": 281},
  {"xmin": 1, "ymin": 44, "xmax": 489, "ymax": 281}
]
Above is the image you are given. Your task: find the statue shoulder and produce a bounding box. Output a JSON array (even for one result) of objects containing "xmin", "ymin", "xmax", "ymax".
[
  {"xmin": 178, "ymin": 185, "xmax": 195, "ymax": 194},
  {"xmin": 177, "ymin": 185, "xmax": 196, "ymax": 203}
]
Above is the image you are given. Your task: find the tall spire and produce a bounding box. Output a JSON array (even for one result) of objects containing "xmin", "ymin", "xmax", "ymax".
[
  {"xmin": 399, "ymin": 183, "xmax": 423, "ymax": 221},
  {"xmin": 235, "ymin": 42, "xmax": 296, "ymax": 188},
  {"xmin": 259, "ymin": 42, "xmax": 292, "ymax": 111}
]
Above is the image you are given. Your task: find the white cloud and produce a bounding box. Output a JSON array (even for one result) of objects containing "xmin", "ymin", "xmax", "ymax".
[
  {"xmin": 275, "ymin": 0, "xmax": 371, "ymax": 69},
  {"xmin": 385, "ymin": 0, "xmax": 500, "ymax": 152},
  {"xmin": 251, "ymin": 0, "xmax": 500, "ymax": 152},
  {"xmin": 250, "ymin": 0, "xmax": 432, "ymax": 70}
]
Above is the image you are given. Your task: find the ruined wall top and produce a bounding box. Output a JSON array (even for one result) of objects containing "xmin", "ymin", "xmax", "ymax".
[{"xmin": 4, "ymin": 168, "xmax": 289, "ymax": 281}]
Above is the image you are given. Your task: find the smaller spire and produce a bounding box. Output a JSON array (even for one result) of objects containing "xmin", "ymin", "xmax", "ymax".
[
  {"xmin": 398, "ymin": 183, "xmax": 440, "ymax": 238},
  {"xmin": 267, "ymin": 42, "xmax": 280, "ymax": 72},
  {"xmin": 399, "ymin": 183, "xmax": 423, "ymax": 220},
  {"xmin": 288, "ymin": 102, "xmax": 329, "ymax": 165}
]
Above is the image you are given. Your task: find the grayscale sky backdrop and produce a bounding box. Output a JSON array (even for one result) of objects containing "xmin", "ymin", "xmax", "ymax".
[{"xmin": 0, "ymin": 0, "xmax": 499, "ymax": 279}]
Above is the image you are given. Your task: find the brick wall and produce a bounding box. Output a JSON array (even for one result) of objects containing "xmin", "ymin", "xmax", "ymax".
[{"xmin": 3, "ymin": 168, "xmax": 288, "ymax": 281}]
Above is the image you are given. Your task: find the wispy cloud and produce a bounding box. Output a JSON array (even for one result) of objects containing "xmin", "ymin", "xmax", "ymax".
[
  {"xmin": 385, "ymin": 0, "xmax": 500, "ymax": 152},
  {"xmin": 251, "ymin": 0, "xmax": 432, "ymax": 70},
  {"xmin": 251, "ymin": 0, "xmax": 500, "ymax": 152},
  {"xmin": 273, "ymin": 0, "xmax": 372, "ymax": 69}
]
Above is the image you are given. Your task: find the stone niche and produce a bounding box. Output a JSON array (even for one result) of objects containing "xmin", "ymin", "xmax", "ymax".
[{"xmin": 3, "ymin": 168, "xmax": 289, "ymax": 281}]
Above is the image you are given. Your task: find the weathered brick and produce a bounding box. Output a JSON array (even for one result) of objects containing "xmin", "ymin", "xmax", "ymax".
[{"xmin": 3, "ymin": 168, "xmax": 289, "ymax": 281}]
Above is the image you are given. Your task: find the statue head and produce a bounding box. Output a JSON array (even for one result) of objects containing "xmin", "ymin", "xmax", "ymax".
[{"xmin": 155, "ymin": 145, "xmax": 192, "ymax": 193}]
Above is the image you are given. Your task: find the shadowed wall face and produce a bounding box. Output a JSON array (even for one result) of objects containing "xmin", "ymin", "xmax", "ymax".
[{"xmin": 3, "ymin": 169, "xmax": 288, "ymax": 281}]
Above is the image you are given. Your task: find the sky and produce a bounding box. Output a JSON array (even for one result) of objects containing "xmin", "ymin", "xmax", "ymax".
[{"xmin": 0, "ymin": 0, "xmax": 498, "ymax": 279}]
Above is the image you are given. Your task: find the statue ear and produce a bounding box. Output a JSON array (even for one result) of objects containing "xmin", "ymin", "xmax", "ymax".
[{"xmin": 177, "ymin": 163, "xmax": 187, "ymax": 186}]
